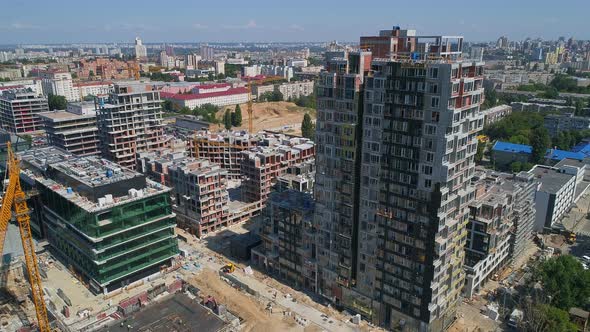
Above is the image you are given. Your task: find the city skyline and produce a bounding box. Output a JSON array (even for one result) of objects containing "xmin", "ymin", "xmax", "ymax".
[{"xmin": 1, "ymin": 0, "xmax": 589, "ymax": 44}]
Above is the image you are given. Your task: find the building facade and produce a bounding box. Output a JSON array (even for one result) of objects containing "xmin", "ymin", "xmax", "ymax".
[
  {"xmin": 37, "ymin": 70, "xmax": 79, "ymax": 102},
  {"xmin": 0, "ymin": 88, "xmax": 48, "ymax": 134},
  {"xmin": 314, "ymin": 28, "xmax": 485, "ymax": 331},
  {"xmin": 20, "ymin": 147, "xmax": 178, "ymax": 294},
  {"xmin": 39, "ymin": 102, "xmax": 100, "ymax": 156},
  {"xmin": 97, "ymin": 83, "xmax": 165, "ymax": 169}
]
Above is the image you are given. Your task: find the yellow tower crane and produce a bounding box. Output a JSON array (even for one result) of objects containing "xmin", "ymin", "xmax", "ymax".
[{"xmin": 0, "ymin": 142, "xmax": 51, "ymax": 332}]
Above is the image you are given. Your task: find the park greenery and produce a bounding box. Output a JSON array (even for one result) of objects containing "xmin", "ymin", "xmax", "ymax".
[
  {"xmin": 178, "ymin": 103, "xmax": 220, "ymax": 124},
  {"xmin": 47, "ymin": 94, "xmax": 67, "ymax": 111},
  {"xmin": 517, "ymin": 74, "xmax": 590, "ymax": 95},
  {"xmin": 301, "ymin": 113, "xmax": 315, "ymax": 140},
  {"xmin": 258, "ymin": 90, "xmax": 283, "ymax": 102}
]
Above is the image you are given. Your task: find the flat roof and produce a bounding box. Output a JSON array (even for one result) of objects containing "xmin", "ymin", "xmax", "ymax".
[
  {"xmin": 38, "ymin": 110, "xmax": 96, "ymax": 121},
  {"xmin": 530, "ymin": 165, "xmax": 574, "ymax": 194},
  {"xmin": 98, "ymin": 293, "xmax": 227, "ymax": 332},
  {"xmin": 492, "ymin": 141, "xmax": 532, "ymax": 154}
]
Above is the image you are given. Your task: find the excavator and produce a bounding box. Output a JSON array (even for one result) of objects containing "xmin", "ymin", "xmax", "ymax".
[
  {"xmin": 221, "ymin": 263, "xmax": 235, "ymax": 274},
  {"xmin": 0, "ymin": 142, "xmax": 51, "ymax": 331}
]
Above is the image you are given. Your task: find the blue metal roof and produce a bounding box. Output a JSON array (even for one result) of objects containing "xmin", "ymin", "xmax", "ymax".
[
  {"xmin": 492, "ymin": 141, "xmax": 532, "ymax": 154},
  {"xmin": 545, "ymin": 149, "xmax": 586, "ymax": 161},
  {"xmin": 571, "ymin": 141, "xmax": 590, "ymax": 156}
]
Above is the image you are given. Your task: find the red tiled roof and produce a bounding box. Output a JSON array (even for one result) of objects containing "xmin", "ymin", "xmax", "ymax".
[
  {"xmin": 0, "ymin": 85, "xmax": 24, "ymax": 91},
  {"xmin": 197, "ymin": 83, "xmax": 230, "ymax": 89},
  {"xmin": 161, "ymin": 87, "xmax": 249, "ymax": 101}
]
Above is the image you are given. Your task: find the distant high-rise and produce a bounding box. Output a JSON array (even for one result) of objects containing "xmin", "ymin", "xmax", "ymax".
[
  {"xmin": 314, "ymin": 27, "xmax": 485, "ymax": 331},
  {"xmin": 134, "ymin": 37, "xmax": 147, "ymax": 60},
  {"xmin": 200, "ymin": 44, "xmax": 215, "ymax": 60}
]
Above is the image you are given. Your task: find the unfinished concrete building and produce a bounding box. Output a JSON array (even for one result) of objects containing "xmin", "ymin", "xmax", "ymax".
[
  {"xmin": 19, "ymin": 147, "xmax": 179, "ymax": 293},
  {"xmin": 190, "ymin": 131, "xmax": 257, "ymax": 179},
  {"xmin": 252, "ymin": 190, "xmax": 317, "ymax": 292},
  {"xmin": 168, "ymin": 158, "xmax": 230, "ymax": 237},
  {"xmin": 463, "ymin": 169, "xmax": 536, "ymax": 297},
  {"xmin": 276, "ymin": 160, "xmax": 315, "ymax": 193},
  {"xmin": 39, "ymin": 102, "xmax": 100, "ymax": 156},
  {"xmin": 97, "ymin": 83, "xmax": 165, "ymax": 169},
  {"xmin": 0, "ymin": 88, "xmax": 48, "ymax": 134}
]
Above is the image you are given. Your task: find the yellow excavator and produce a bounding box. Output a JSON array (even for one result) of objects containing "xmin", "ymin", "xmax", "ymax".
[
  {"xmin": 0, "ymin": 142, "xmax": 51, "ymax": 331},
  {"xmin": 221, "ymin": 263, "xmax": 235, "ymax": 274}
]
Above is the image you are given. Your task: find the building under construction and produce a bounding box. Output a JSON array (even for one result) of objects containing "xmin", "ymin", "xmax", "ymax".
[
  {"xmin": 19, "ymin": 147, "xmax": 179, "ymax": 293},
  {"xmin": 97, "ymin": 83, "xmax": 165, "ymax": 169}
]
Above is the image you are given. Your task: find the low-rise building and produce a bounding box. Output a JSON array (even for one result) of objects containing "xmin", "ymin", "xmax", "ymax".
[
  {"xmin": 161, "ymin": 87, "xmax": 249, "ymax": 109},
  {"xmin": 482, "ymin": 105, "xmax": 512, "ymax": 126},
  {"xmin": 511, "ymin": 101, "xmax": 575, "ymax": 114},
  {"xmin": 544, "ymin": 113, "xmax": 590, "ymax": 137},
  {"xmin": 491, "ymin": 141, "xmax": 531, "ymax": 169},
  {"xmin": 20, "ymin": 147, "xmax": 179, "ymax": 294}
]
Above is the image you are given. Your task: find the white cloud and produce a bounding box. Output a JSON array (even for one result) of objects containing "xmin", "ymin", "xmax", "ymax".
[
  {"xmin": 289, "ymin": 24, "xmax": 304, "ymax": 31},
  {"xmin": 223, "ymin": 19, "xmax": 259, "ymax": 30},
  {"xmin": 3, "ymin": 22, "xmax": 41, "ymax": 30},
  {"xmin": 193, "ymin": 23, "xmax": 209, "ymax": 30}
]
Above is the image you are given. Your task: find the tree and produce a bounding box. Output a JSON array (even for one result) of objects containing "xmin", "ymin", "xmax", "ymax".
[
  {"xmin": 511, "ymin": 161, "xmax": 522, "ymax": 173},
  {"xmin": 179, "ymin": 106, "xmax": 191, "ymax": 114},
  {"xmin": 162, "ymin": 100, "xmax": 173, "ymax": 112},
  {"xmin": 232, "ymin": 104, "xmax": 242, "ymax": 126},
  {"xmin": 223, "ymin": 109, "xmax": 232, "ymax": 130},
  {"xmin": 534, "ymin": 255, "xmax": 590, "ymax": 310},
  {"xmin": 301, "ymin": 113, "xmax": 315, "ymax": 140},
  {"xmin": 522, "ymin": 303, "xmax": 577, "ymax": 332},
  {"xmin": 475, "ymin": 142, "xmax": 485, "ymax": 163},
  {"xmin": 530, "ymin": 127, "xmax": 551, "ymax": 164},
  {"xmin": 47, "ymin": 94, "xmax": 67, "ymax": 111},
  {"xmin": 483, "ymin": 88, "xmax": 498, "ymax": 109}
]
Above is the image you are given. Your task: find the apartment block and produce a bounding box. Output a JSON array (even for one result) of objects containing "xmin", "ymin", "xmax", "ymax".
[
  {"xmin": 74, "ymin": 81, "xmax": 113, "ymax": 100},
  {"xmin": 241, "ymin": 147, "xmax": 284, "ymax": 203},
  {"xmin": 97, "ymin": 83, "xmax": 165, "ymax": 169},
  {"xmin": 314, "ymin": 28, "xmax": 485, "ymax": 331},
  {"xmin": 20, "ymin": 147, "xmax": 178, "ymax": 294},
  {"xmin": 36, "ymin": 69, "xmax": 79, "ymax": 102},
  {"xmin": 463, "ymin": 169, "xmax": 536, "ymax": 298},
  {"xmin": 168, "ymin": 158, "xmax": 231, "ymax": 237},
  {"xmin": 0, "ymin": 88, "xmax": 48, "ymax": 134},
  {"xmin": 481, "ymin": 104, "xmax": 512, "ymax": 126},
  {"xmin": 39, "ymin": 101, "xmax": 100, "ymax": 156},
  {"xmin": 190, "ymin": 131, "xmax": 257, "ymax": 179},
  {"xmin": 252, "ymin": 190, "xmax": 317, "ymax": 291},
  {"xmin": 544, "ymin": 113, "xmax": 590, "ymax": 137}
]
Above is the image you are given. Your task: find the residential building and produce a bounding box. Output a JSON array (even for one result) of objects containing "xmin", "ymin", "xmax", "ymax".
[
  {"xmin": 544, "ymin": 113, "xmax": 590, "ymax": 137},
  {"xmin": 463, "ymin": 170, "xmax": 536, "ymax": 298},
  {"xmin": 530, "ymin": 164, "xmax": 578, "ymax": 231},
  {"xmin": 360, "ymin": 26, "xmax": 418, "ymax": 58},
  {"xmin": 74, "ymin": 81, "xmax": 113, "ymax": 100},
  {"xmin": 491, "ymin": 141, "xmax": 532, "ymax": 169},
  {"xmin": 482, "ymin": 105, "xmax": 511, "ymax": 126},
  {"xmin": 168, "ymin": 158, "xmax": 231, "ymax": 237},
  {"xmin": 97, "ymin": 83, "xmax": 165, "ymax": 169},
  {"xmin": 252, "ymin": 190, "xmax": 317, "ymax": 291},
  {"xmin": 0, "ymin": 88, "xmax": 48, "ymax": 134},
  {"xmin": 511, "ymin": 101, "xmax": 575, "ymax": 114},
  {"xmin": 75, "ymin": 58, "xmax": 136, "ymax": 80},
  {"xmin": 276, "ymin": 160, "xmax": 315, "ymax": 193},
  {"xmin": 135, "ymin": 37, "xmax": 147, "ymax": 60},
  {"xmin": 185, "ymin": 54, "xmax": 201, "ymax": 69},
  {"xmin": 36, "ymin": 69, "xmax": 78, "ymax": 102},
  {"xmin": 277, "ymin": 80, "xmax": 315, "ymax": 100},
  {"xmin": 39, "ymin": 102, "xmax": 100, "ymax": 156},
  {"xmin": 314, "ymin": 28, "xmax": 485, "ymax": 331},
  {"xmin": 200, "ymin": 45, "xmax": 215, "ymax": 60},
  {"xmin": 160, "ymin": 87, "xmax": 249, "ymax": 109},
  {"xmin": 19, "ymin": 147, "xmax": 179, "ymax": 294}
]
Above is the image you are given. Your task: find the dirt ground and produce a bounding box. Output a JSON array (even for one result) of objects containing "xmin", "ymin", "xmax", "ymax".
[
  {"xmin": 187, "ymin": 268, "xmax": 301, "ymax": 332},
  {"xmin": 214, "ymin": 101, "xmax": 315, "ymax": 135}
]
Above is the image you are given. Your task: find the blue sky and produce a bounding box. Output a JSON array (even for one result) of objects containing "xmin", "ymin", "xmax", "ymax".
[{"xmin": 0, "ymin": 0, "xmax": 588, "ymax": 44}]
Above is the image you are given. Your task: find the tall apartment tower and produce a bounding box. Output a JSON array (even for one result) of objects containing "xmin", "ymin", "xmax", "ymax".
[
  {"xmin": 135, "ymin": 37, "xmax": 147, "ymax": 61},
  {"xmin": 97, "ymin": 83, "xmax": 165, "ymax": 169},
  {"xmin": 314, "ymin": 27, "xmax": 485, "ymax": 331}
]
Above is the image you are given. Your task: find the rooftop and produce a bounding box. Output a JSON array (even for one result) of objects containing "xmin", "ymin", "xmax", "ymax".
[
  {"xmin": 98, "ymin": 293, "xmax": 227, "ymax": 332},
  {"xmin": 19, "ymin": 147, "xmax": 170, "ymax": 212},
  {"xmin": 160, "ymin": 87, "xmax": 249, "ymax": 100},
  {"xmin": 530, "ymin": 165, "xmax": 574, "ymax": 194},
  {"xmin": 38, "ymin": 110, "xmax": 96, "ymax": 122},
  {"xmin": 492, "ymin": 141, "xmax": 532, "ymax": 154}
]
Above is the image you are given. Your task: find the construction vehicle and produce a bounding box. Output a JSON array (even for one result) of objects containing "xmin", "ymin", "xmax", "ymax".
[
  {"xmin": 0, "ymin": 142, "xmax": 51, "ymax": 331},
  {"xmin": 564, "ymin": 230, "xmax": 577, "ymax": 244},
  {"xmin": 221, "ymin": 263, "xmax": 235, "ymax": 274}
]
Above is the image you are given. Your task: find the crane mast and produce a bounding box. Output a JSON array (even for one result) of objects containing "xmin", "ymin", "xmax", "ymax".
[{"xmin": 0, "ymin": 142, "xmax": 50, "ymax": 331}]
